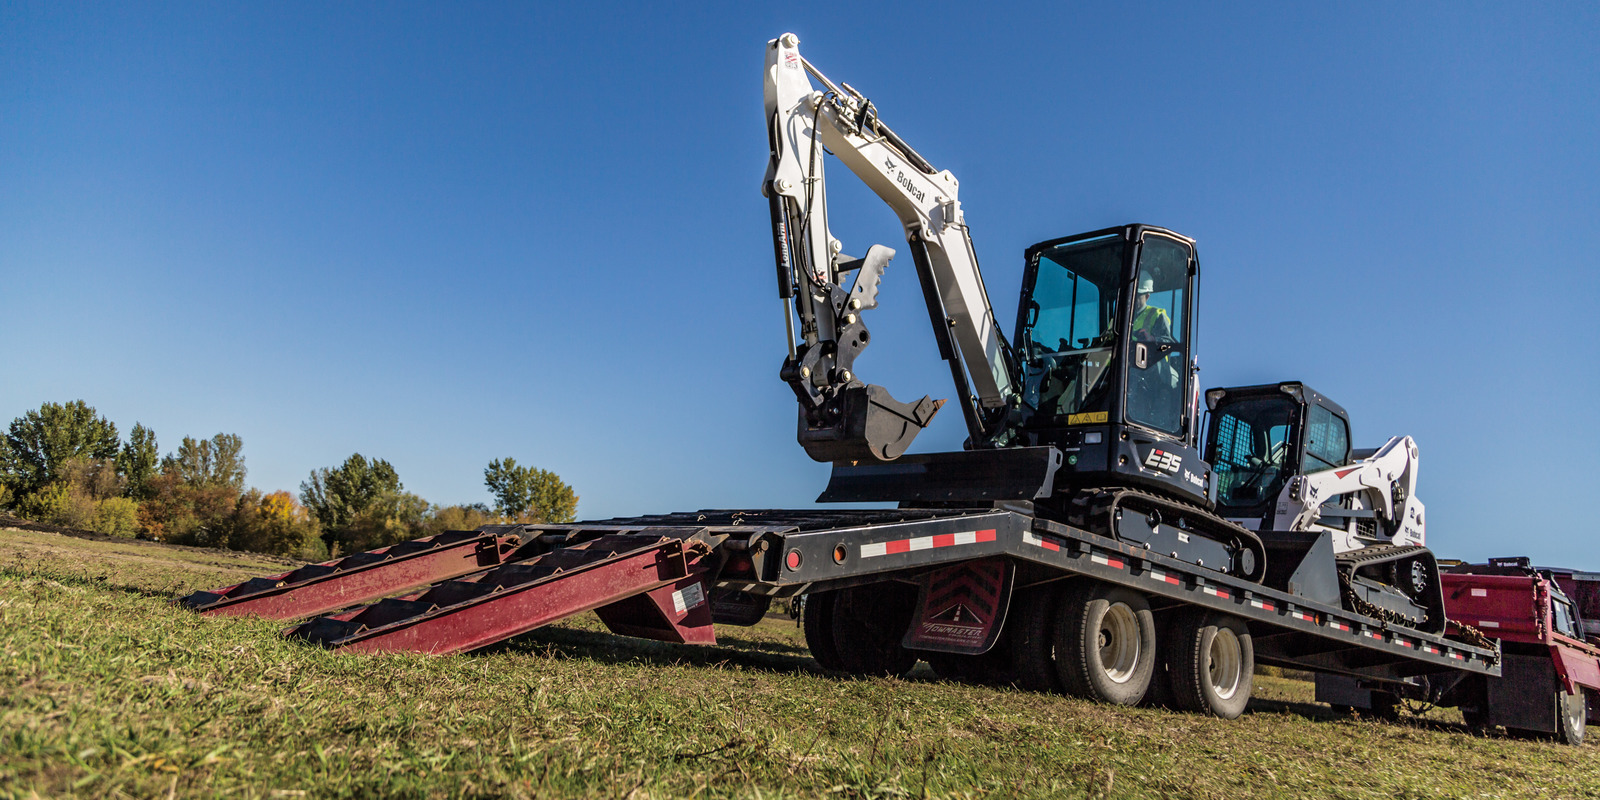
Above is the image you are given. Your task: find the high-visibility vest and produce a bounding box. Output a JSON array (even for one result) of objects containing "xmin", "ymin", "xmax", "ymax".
[{"xmin": 1133, "ymin": 305, "xmax": 1171, "ymax": 339}]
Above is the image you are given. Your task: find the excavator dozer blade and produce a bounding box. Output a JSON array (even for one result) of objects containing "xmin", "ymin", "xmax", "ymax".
[{"xmin": 798, "ymin": 383, "xmax": 945, "ymax": 463}]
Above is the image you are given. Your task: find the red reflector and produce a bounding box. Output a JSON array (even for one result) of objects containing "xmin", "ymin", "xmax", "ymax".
[{"xmin": 785, "ymin": 550, "xmax": 802, "ymax": 570}]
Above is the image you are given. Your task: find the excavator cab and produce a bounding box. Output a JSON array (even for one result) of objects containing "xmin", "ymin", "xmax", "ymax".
[{"xmin": 1011, "ymin": 224, "xmax": 1208, "ymax": 506}]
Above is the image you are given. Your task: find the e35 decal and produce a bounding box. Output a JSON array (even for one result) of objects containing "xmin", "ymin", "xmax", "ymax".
[{"xmin": 1143, "ymin": 449, "xmax": 1182, "ymax": 474}]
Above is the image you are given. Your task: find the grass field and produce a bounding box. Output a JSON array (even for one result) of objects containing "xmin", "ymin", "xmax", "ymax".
[{"xmin": 2, "ymin": 526, "xmax": 1596, "ymax": 799}]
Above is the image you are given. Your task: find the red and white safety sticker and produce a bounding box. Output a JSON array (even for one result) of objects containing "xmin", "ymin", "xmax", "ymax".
[
  {"xmin": 1364, "ymin": 629, "xmax": 1384, "ymax": 640},
  {"xmin": 1021, "ymin": 532, "xmax": 1061, "ymax": 552},
  {"xmin": 1247, "ymin": 597, "xmax": 1276, "ymax": 612},
  {"xmin": 1146, "ymin": 568, "xmax": 1182, "ymax": 587},
  {"xmin": 1288, "ymin": 608, "xmax": 1316, "ymax": 623},
  {"xmin": 859, "ymin": 529, "xmax": 996, "ymax": 559},
  {"xmin": 1422, "ymin": 644, "xmax": 1441, "ymax": 655},
  {"xmin": 1448, "ymin": 650, "xmax": 1464, "ymax": 661},
  {"xmin": 1326, "ymin": 618, "xmax": 1352, "ymax": 633},
  {"xmin": 671, "ymin": 583, "xmax": 706, "ymax": 615},
  {"xmin": 1393, "ymin": 636, "xmax": 1413, "ymax": 648},
  {"xmin": 1200, "ymin": 584, "xmax": 1231, "ymax": 600},
  {"xmin": 1089, "ymin": 552, "xmax": 1125, "ymax": 570}
]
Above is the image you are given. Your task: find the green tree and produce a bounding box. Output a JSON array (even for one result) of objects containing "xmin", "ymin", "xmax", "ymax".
[
  {"xmin": 484, "ymin": 458, "xmax": 578, "ymax": 523},
  {"xmin": 116, "ymin": 423, "xmax": 160, "ymax": 499},
  {"xmin": 300, "ymin": 454, "xmax": 430, "ymax": 553},
  {"xmin": 161, "ymin": 433, "xmax": 246, "ymax": 489},
  {"xmin": 1, "ymin": 401, "xmax": 119, "ymax": 499}
]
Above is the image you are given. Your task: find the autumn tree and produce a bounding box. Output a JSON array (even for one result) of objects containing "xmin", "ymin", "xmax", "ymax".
[
  {"xmin": 116, "ymin": 423, "xmax": 160, "ymax": 499},
  {"xmin": 161, "ymin": 433, "xmax": 246, "ymax": 490},
  {"xmin": 0, "ymin": 400, "xmax": 119, "ymax": 501},
  {"xmin": 229, "ymin": 489, "xmax": 325, "ymax": 559},
  {"xmin": 484, "ymin": 458, "xmax": 578, "ymax": 523}
]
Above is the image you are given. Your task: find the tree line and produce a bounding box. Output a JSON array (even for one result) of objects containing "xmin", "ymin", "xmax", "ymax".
[{"xmin": 0, "ymin": 400, "xmax": 578, "ymax": 560}]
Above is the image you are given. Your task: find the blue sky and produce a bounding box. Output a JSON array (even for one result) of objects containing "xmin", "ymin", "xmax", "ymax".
[{"xmin": 3, "ymin": 2, "xmax": 1596, "ymax": 568}]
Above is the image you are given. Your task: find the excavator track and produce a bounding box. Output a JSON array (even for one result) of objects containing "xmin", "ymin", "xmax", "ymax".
[{"xmin": 1064, "ymin": 487, "xmax": 1268, "ymax": 582}]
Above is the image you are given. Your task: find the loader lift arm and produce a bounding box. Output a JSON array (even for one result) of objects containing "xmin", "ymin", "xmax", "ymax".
[{"xmin": 763, "ymin": 33, "xmax": 1018, "ymax": 462}]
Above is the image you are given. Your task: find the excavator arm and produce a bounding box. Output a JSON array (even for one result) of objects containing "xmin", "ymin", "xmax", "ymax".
[{"xmin": 763, "ymin": 33, "xmax": 1018, "ymax": 462}]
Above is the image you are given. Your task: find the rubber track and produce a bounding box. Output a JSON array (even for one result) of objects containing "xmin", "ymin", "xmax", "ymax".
[{"xmin": 1066, "ymin": 487, "xmax": 1268, "ymax": 581}]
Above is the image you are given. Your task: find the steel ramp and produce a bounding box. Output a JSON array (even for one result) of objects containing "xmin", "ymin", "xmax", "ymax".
[
  {"xmin": 176, "ymin": 529, "xmax": 520, "ymax": 620},
  {"xmin": 286, "ymin": 531, "xmax": 716, "ymax": 654}
]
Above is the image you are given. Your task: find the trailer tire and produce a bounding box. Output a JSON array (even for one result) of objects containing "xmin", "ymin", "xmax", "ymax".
[
  {"xmin": 1556, "ymin": 686, "xmax": 1587, "ymax": 746},
  {"xmin": 831, "ymin": 582, "xmax": 918, "ymax": 678},
  {"xmin": 1053, "ymin": 583, "xmax": 1156, "ymax": 705},
  {"xmin": 1002, "ymin": 584, "xmax": 1063, "ymax": 692},
  {"xmin": 802, "ymin": 591, "xmax": 847, "ymax": 672},
  {"xmin": 1168, "ymin": 610, "xmax": 1252, "ymax": 719}
]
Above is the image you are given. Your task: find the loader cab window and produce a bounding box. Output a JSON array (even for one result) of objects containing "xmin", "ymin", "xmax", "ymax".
[
  {"xmin": 1125, "ymin": 235, "xmax": 1191, "ymax": 434},
  {"xmin": 1304, "ymin": 404, "xmax": 1350, "ymax": 472},
  {"xmin": 1210, "ymin": 396, "xmax": 1297, "ymax": 512},
  {"xmin": 1019, "ymin": 235, "xmax": 1123, "ymax": 419},
  {"xmin": 1553, "ymin": 596, "xmax": 1578, "ymax": 638}
]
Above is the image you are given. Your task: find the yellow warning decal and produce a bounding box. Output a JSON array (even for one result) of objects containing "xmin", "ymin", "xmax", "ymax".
[{"xmin": 1067, "ymin": 411, "xmax": 1108, "ymax": 425}]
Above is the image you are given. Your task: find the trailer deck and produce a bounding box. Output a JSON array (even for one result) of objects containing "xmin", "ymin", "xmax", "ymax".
[{"xmin": 181, "ymin": 507, "xmax": 1499, "ymax": 683}]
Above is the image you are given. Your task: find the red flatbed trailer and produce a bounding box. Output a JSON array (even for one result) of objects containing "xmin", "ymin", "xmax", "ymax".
[{"xmin": 182, "ymin": 507, "xmax": 1499, "ymax": 719}]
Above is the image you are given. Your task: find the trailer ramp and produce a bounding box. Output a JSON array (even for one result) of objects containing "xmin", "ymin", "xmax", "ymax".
[
  {"xmin": 176, "ymin": 529, "xmax": 519, "ymax": 620},
  {"xmin": 288, "ymin": 530, "xmax": 717, "ymax": 654}
]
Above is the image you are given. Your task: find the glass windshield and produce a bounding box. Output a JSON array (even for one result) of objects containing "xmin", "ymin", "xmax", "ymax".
[
  {"xmin": 1211, "ymin": 395, "xmax": 1297, "ymax": 510},
  {"xmin": 1126, "ymin": 236, "xmax": 1190, "ymax": 433},
  {"xmin": 1019, "ymin": 235, "xmax": 1123, "ymax": 418}
]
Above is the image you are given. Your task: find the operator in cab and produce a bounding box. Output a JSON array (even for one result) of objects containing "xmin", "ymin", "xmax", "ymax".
[{"xmin": 1131, "ymin": 275, "xmax": 1171, "ymax": 342}]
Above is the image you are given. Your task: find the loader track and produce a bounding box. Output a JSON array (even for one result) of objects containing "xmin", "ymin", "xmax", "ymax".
[{"xmin": 1063, "ymin": 486, "xmax": 1268, "ymax": 582}]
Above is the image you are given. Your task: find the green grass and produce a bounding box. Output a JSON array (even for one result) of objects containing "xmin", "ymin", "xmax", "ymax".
[{"xmin": 2, "ymin": 527, "xmax": 1596, "ymax": 799}]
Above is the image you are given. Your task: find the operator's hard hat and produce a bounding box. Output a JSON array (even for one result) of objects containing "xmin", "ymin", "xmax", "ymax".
[{"xmin": 1137, "ymin": 275, "xmax": 1154, "ymax": 294}]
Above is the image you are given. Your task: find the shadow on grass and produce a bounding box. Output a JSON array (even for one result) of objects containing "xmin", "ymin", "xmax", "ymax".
[{"xmin": 487, "ymin": 624, "xmax": 826, "ymax": 677}]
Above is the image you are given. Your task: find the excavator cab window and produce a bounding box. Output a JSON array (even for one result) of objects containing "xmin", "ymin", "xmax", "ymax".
[
  {"xmin": 1125, "ymin": 235, "xmax": 1191, "ymax": 434},
  {"xmin": 1210, "ymin": 395, "xmax": 1298, "ymax": 513},
  {"xmin": 1018, "ymin": 234, "xmax": 1123, "ymax": 419}
]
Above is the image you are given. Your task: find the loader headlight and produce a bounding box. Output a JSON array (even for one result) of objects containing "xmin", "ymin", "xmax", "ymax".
[
  {"xmin": 1083, "ymin": 431, "xmax": 1103, "ymax": 444},
  {"xmin": 1205, "ymin": 389, "xmax": 1227, "ymax": 410}
]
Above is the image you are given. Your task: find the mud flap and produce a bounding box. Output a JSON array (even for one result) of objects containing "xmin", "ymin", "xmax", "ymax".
[
  {"xmin": 901, "ymin": 557, "xmax": 1014, "ymax": 655},
  {"xmin": 798, "ymin": 383, "xmax": 944, "ymax": 463}
]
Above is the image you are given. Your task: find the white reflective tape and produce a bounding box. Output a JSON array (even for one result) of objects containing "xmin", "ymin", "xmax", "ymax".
[
  {"xmin": 908, "ymin": 536, "xmax": 934, "ymax": 552},
  {"xmin": 1479, "ymin": 620, "xmax": 1499, "ymax": 628},
  {"xmin": 1471, "ymin": 588, "xmax": 1488, "ymax": 597},
  {"xmin": 954, "ymin": 530, "xmax": 977, "ymax": 546},
  {"xmin": 861, "ymin": 542, "xmax": 888, "ymax": 558}
]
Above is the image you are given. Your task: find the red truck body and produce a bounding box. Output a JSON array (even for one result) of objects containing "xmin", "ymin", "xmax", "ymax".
[
  {"xmin": 1318, "ymin": 556, "xmax": 1597, "ymax": 743},
  {"xmin": 1442, "ymin": 567, "xmax": 1600, "ymax": 697}
]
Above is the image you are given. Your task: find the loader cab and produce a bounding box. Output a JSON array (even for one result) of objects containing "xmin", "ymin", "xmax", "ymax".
[
  {"xmin": 1012, "ymin": 224, "xmax": 1207, "ymax": 505},
  {"xmin": 1202, "ymin": 382, "xmax": 1353, "ymax": 527}
]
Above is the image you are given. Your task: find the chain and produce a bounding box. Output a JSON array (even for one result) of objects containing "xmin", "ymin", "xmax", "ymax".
[{"xmin": 1337, "ymin": 569, "xmax": 1427, "ymax": 627}]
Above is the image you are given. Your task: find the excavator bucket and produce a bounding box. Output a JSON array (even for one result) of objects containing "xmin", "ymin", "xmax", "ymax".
[{"xmin": 798, "ymin": 383, "xmax": 945, "ymax": 463}]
